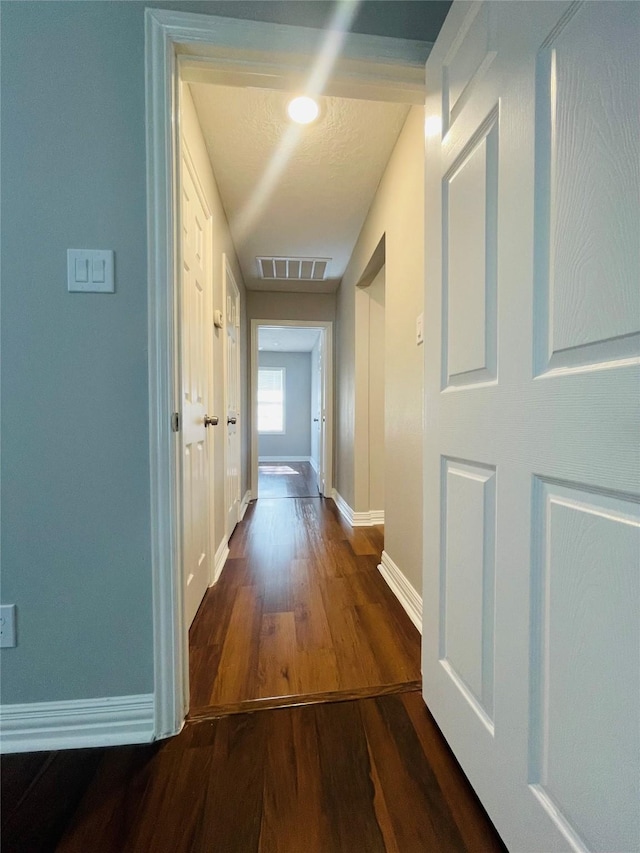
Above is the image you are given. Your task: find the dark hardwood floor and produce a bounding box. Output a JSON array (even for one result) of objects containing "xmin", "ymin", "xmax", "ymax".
[
  {"xmin": 1, "ymin": 495, "xmax": 506, "ymax": 852},
  {"xmin": 189, "ymin": 496, "xmax": 420, "ymax": 714},
  {"xmin": 47, "ymin": 692, "xmax": 504, "ymax": 853},
  {"xmin": 258, "ymin": 461, "xmax": 319, "ymax": 498}
]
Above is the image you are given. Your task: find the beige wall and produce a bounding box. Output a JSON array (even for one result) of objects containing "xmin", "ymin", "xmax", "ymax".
[
  {"xmin": 367, "ymin": 266, "xmax": 386, "ymax": 511},
  {"xmin": 336, "ymin": 106, "xmax": 424, "ymax": 594},
  {"xmin": 246, "ymin": 290, "xmax": 336, "ymax": 323},
  {"xmin": 181, "ymin": 84, "xmax": 249, "ymax": 555}
]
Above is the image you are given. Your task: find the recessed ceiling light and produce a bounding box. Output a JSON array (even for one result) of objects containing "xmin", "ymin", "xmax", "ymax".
[{"xmin": 288, "ymin": 96, "xmax": 319, "ymax": 125}]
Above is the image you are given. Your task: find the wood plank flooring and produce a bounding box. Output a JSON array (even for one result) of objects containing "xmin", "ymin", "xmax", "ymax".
[
  {"xmin": 2, "ymin": 493, "xmax": 506, "ymax": 851},
  {"xmin": 189, "ymin": 497, "xmax": 421, "ymax": 714},
  {"xmin": 258, "ymin": 461, "xmax": 319, "ymax": 498},
  {"xmin": 51, "ymin": 692, "xmax": 505, "ymax": 853}
]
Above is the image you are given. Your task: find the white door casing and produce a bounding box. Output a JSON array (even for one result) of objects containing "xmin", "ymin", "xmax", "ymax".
[
  {"xmin": 180, "ymin": 145, "xmax": 213, "ymax": 628},
  {"xmin": 223, "ymin": 255, "xmax": 241, "ymax": 539},
  {"xmin": 147, "ymin": 7, "xmax": 433, "ymax": 742},
  {"xmin": 423, "ymin": 3, "xmax": 640, "ymax": 852}
]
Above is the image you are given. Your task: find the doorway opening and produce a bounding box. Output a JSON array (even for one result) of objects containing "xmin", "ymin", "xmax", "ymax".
[
  {"xmin": 251, "ymin": 320, "xmax": 333, "ymax": 501},
  {"xmin": 146, "ymin": 8, "xmax": 428, "ymax": 736}
]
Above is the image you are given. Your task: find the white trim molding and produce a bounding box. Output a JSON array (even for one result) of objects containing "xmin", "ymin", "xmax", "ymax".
[
  {"xmin": 331, "ymin": 490, "xmax": 384, "ymax": 527},
  {"xmin": 240, "ymin": 490, "xmax": 252, "ymax": 520},
  {"xmin": 146, "ymin": 7, "xmax": 428, "ymax": 744},
  {"xmin": 0, "ymin": 694, "xmax": 155, "ymax": 754},
  {"xmin": 212, "ymin": 537, "xmax": 230, "ymax": 586},
  {"xmin": 378, "ymin": 550, "xmax": 422, "ymax": 633}
]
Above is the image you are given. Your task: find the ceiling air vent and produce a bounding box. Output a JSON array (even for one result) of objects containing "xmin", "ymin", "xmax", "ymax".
[{"xmin": 258, "ymin": 257, "xmax": 330, "ymax": 281}]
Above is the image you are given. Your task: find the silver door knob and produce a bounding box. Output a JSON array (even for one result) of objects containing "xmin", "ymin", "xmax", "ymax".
[
  {"xmin": 204, "ymin": 415, "xmax": 219, "ymax": 427},
  {"xmin": 227, "ymin": 416, "xmax": 237, "ymax": 425}
]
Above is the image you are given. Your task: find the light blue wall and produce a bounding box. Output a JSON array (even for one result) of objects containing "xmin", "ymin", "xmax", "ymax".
[
  {"xmin": 258, "ymin": 353, "xmax": 311, "ymax": 458},
  {"xmin": 1, "ymin": 3, "xmax": 153, "ymax": 703}
]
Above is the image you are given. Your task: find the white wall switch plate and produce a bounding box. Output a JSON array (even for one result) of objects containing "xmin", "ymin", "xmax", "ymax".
[
  {"xmin": 416, "ymin": 312, "xmax": 424, "ymax": 345},
  {"xmin": 67, "ymin": 249, "xmax": 115, "ymax": 293},
  {"xmin": 0, "ymin": 604, "xmax": 17, "ymax": 648}
]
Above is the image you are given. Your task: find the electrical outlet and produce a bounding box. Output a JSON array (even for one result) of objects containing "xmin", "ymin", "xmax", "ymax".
[{"xmin": 0, "ymin": 604, "xmax": 17, "ymax": 648}]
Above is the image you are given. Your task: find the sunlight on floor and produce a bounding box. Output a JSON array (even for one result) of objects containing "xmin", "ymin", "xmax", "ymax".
[{"xmin": 259, "ymin": 465, "xmax": 299, "ymax": 475}]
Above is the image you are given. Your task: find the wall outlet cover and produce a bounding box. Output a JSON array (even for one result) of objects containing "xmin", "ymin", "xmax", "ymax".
[{"xmin": 0, "ymin": 604, "xmax": 17, "ymax": 648}]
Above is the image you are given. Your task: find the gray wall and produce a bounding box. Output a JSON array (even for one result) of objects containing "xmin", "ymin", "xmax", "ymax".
[
  {"xmin": 258, "ymin": 352, "xmax": 311, "ymax": 458},
  {"xmin": 1, "ymin": 3, "xmax": 153, "ymax": 703}
]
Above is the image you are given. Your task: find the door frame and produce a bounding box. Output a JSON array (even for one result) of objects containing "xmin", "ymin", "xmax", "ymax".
[
  {"xmin": 145, "ymin": 7, "xmax": 430, "ymax": 739},
  {"xmin": 223, "ymin": 254, "xmax": 242, "ymax": 538},
  {"xmin": 250, "ymin": 319, "xmax": 334, "ymax": 500}
]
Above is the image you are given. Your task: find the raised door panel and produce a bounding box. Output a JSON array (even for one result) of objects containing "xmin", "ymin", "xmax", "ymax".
[
  {"xmin": 530, "ymin": 480, "xmax": 640, "ymax": 851},
  {"xmin": 441, "ymin": 459, "xmax": 496, "ymax": 730},
  {"xmin": 443, "ymin": 112, "xmax": 498, "ymax": 388},
  {"xmin": 534, "ymin": 2, "xmax": 640, "ymax": 373}
]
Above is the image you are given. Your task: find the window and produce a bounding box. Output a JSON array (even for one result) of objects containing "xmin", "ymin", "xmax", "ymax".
[{"xmin": 258, "ymin": 367, "xmax": 285, "ymax": 433}]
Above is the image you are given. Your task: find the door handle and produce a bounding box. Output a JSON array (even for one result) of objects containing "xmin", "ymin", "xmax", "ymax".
[
  {"xmin": 227, "ymin": 416, "xmax": 237, "ymax": 425},
  {"xmin": 204, "ymin": 415, "xmax": 219, "ymax": 427},
  {"xmin": 313, "ymin": 418, "xmax": 319, "ymax": 422}
]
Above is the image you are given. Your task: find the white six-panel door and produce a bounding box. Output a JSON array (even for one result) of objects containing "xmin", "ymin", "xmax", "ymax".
[
  {"xmin": 181, "ymin": 149, "xmax": 213, "ymax": 627},
  {"xmin": 423, "ymin": 3, "xmax": 640, "ymax": 851}
]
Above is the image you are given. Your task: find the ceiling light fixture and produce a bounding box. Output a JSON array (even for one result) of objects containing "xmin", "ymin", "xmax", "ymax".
[{"xmin": 287, "ymin": 96, "xmax": 319, "ymax": 125}]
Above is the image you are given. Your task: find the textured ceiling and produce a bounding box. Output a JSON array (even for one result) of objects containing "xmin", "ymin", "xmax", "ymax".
[
  {"xmin": 258, "ymin": 326, "xmax": 322, "ymax": 352},
  {"xmin": 189, "ymin": 83, "xmax": 410, "ymax": 292}
]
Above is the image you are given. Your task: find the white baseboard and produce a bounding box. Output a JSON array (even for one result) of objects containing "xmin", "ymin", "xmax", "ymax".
[
  {"xmin": 212, "ymin": 536, "xmax": 230, "ymax": 585},
  {"xmin": 309, "ymin": 456, "xmax": 319, "ymax": 474},
  {"xmin": 331, "ymin": 490, "xmax": 384, "ymax": 527},
  {"xmin": 378, "ymin": 550, "xmax": 422, "ymax": 633},
  {"xmin": 211, "ymin": 492, "xmax": 250, "ymax": 586},
  {"xmin": 240, "ymin": 490, "xmax": 251, "ymax": 520},
  {"xmin": 258, "ymin": 455, "xmax": 312, "ymax": 463},
  {"xmin": 0, "ymin": 693, "xmax": 155, "ymax": 754}
]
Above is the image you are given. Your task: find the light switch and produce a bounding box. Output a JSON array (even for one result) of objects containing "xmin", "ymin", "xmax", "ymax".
[
  {"xmin": 75, "ymin": 258, "xmax": 89, "ymax": 282},
  {"xmin": 67, "ymin": 249, "xmax": 114, "ymax": 292},
  {"xmin": 416, "ymin": 312, "xmax": 424, "ymax": 345},
  {"xmin": 92, "ymin": 258, "xmax": 105, "ymax": 283}
]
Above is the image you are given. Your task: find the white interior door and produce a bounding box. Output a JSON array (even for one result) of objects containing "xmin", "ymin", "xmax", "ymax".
[
  {"xmin": 314, "ymin": 333, "xmax": 325, "ymax": 494},
  {"xmin": 224, "ymin": 257, "xmax": 241, "ymax": 538},
  {"xmin": 181, "ymin": 149, "xmax": 213, "ymax": 627},
  {"xmin": 423, "ymin": 3, "xmax": 640, "ymax": 851}
]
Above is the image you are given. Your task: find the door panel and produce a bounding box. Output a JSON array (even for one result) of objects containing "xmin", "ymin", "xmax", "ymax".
[
  {"xmin": 181, "ymin": 151, "xmax": 212, "ymax": 627},
  {"xmin": 423, "ymin": 3, "xmax": 640, "ymax": 851}
]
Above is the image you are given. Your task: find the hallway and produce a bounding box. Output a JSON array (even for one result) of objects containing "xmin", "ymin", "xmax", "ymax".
[{"xmin": 189, "ymin": 495, "xmax": 420, "ymax": 714}]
